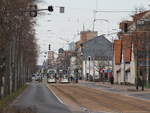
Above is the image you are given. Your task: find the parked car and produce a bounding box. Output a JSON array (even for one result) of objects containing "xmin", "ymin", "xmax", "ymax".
[
  {"xmin": 32, "ymin": 74, "xmax": 36, "ymax": 81},
  {"xmin": 35, "ymin": 74, "xmax": 42, "ymax": 82},
  {"xmin": 32, "ymin": 74, "xmax": 42, "ymax": 81}
]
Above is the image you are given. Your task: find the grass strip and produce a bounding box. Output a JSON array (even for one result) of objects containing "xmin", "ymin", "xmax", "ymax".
[
  {"xmin": 0, "ymin": 85, "xmax": 28, "ymax": 108},
  {"xmin": 145, "ymin": 84, "xmax": 150, "ymax": 88}
]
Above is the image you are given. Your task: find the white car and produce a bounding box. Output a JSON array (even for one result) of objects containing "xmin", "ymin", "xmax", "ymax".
[
  {"xmin": 32, "ymin": 74, "xmax": 42, "ymax": 81},
  {"xmin": 35, "ymin": 75, "xmax": 42, "ymax": 81}
]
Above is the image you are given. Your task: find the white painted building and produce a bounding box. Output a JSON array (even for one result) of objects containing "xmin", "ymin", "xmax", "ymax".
[
  {"xmin": 114, "ymin": 44, "xmax": 136, "ymax": 84},
  {"xmin": 81, "ymin": 35, "xmax": 113, "ymax": 81},
  {"xmin": 83, "ymin": 60, "xmax": 111, "ymax": 80}
]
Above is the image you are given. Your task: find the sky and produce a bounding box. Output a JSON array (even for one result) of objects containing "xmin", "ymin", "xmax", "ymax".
[{"xmin": 35, "ymin": 0, "xmax": 150, "ymax": 65}]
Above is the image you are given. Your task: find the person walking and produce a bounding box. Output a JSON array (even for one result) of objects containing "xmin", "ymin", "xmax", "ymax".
[
  {"xmin": 109, "ymin": 72, "xmax": 114, "ymax": 85},
  {"xmin": 136, "ymin": 71, "xmax": 144, "ymax": 91}
]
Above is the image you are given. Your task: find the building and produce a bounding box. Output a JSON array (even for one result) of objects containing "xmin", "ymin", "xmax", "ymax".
[
  {"xmin": 76, "ymin": 31, "xmax": 98, "ymax": 49},
  {"xmin": 56, "ymin": 50, "xmax": 75, "ymax": 72},
  {"xmin": 82, "ymin": 35, "xmax": 113, "ymax": 81},
  {"xmin": 113, "ymin": 38, "xmax": 136, "ymax": 84},
  {"xmin": 43, "ymin": 49, "xmax": 56, "ymax": 71},
  {"xmin": 69, "ymin": 56, "xmax": 77, "ymax": 78},
  {"xmin": 80, "ymin": 31, "xmax": 98, "ymax": 42},
  {"xmin": 48, "ymin": 50, "xmax": 54, "ymax": 60},
  {"xmin": 47, "ymin": 50, "xmax": 55, "ymax": 68},
  {"xmin": 114, "ymin": 11, "xmax": 150, "ymax": 85},
  {"xmin": 68, "ymin": 42, "xmax": 75, "ymax": 51},
  {"xmin": 75, "ymin": 31, "xmax": 98, "ymax": 78}
]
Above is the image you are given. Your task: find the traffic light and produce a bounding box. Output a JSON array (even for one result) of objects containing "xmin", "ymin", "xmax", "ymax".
[
  {"xmin": 49, "ymin": 44, "xmax": 51, "ymax": 51},
  {"xmin": 59, "ymin": 7, "xmax": 65, "ymax": 13},
  {"xmin": 48, "ymin": 6, "xmax": 54, "ymax": 12}
]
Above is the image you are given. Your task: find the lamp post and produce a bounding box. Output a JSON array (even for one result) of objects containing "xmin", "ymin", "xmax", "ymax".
[
  {"xmin": 93, "ymin": 18, "xmax": 109, "ymax": 32},
  {"xmin": 146, "ymin": 33, "xmax": 150, "ymax": 86}
]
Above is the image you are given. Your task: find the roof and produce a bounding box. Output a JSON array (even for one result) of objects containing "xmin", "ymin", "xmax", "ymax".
[
  {"xmin": 129, "ymin": 10, "xmax": 150, "ymax": 31},
  {"xmin": 117, "ymin": 10, "xmax": 150, "ymax": 65},
  {"xmin": 82, "ymin": 35, "xmax": 113, "ymax": 60},
  {"xmin": 75, "ymin": 40, "xmax": 83, "ymax": 49},
  {"xmin": 132, "ymin": 11, "xmax": 149, "ymax": 21},
  {"xmin": 82, "ymin": 35, "xmax": 111, "ymax": 45}
]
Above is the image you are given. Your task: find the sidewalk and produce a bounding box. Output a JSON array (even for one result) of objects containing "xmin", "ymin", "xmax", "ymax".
[
  {"xmin": 79, "ymin": 80, "xmax": 150, "ymax": 91},
  {"xmin": 79, "ymin": 80, "xmax": 150, "ymax": 101}
]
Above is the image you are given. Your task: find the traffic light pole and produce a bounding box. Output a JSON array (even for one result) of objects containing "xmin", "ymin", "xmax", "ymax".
[{"xmin": 0, "ymin": 5, "xmax": 64, "ymax": 18}]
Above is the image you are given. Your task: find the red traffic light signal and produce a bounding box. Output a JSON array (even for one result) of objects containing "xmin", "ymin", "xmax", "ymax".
[{"xmin": 48, "ymin": 6, "xmax": 53, "ymax": 12}]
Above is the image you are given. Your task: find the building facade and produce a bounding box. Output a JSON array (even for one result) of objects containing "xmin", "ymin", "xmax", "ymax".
[
  {"xmin": 114, "ymin": 11, "xmax": 150, "ymax": 85},
  {"xmin": 82, "ymin": 35, "xmax": 113, "ymax": 81},
  {"xmin": 75, "ymin": 30, "xmax": 98, "ymax": 79}
]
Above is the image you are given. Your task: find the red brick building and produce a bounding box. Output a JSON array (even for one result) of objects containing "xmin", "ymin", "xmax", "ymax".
[{"xmin": 114, "ymin": 11, "xmax": 150, "ymax": 85}]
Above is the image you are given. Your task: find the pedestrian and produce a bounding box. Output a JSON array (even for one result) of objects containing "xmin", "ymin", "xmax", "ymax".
[
  {"xmin": 86, "ymin": 73, "xmax": 89, "ymax": 81},
  {"xmin": 111, "ymin": 76, "xmax": 114, "ymax": 85},
  {"xmin": 136, "ymin": 71, "xmax": 144, "ymax": 91},
  {"xmin": 70, "ymin": 76, "xmax": 73, "ymax": 82},
  {"xmin": 76, "ymin": 73, "xmax": 79, "ymax": 83},
  {"xmin": 109, "ymin": 72, "xmax": 114, "ymax": 85},
  {"xmin": 75, "ymin": 77, "xmax": 78, "ymax": 83}
]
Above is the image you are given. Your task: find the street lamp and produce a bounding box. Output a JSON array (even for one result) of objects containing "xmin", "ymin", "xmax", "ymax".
[{"xmin": 93, "ymin": 18, "xmax": 109, "ymax": 32}]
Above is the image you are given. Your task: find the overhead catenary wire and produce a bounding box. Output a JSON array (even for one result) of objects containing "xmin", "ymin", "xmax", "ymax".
[
  {"xmin": 66, "ymin": 6, "xmax": 136, "ymax": 13},
  {"xmin": 95, "ymin": 10, "xmax": 136, "ymax": 13}
]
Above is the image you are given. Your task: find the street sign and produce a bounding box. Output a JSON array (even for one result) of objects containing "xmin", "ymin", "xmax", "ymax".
[{"xmin": 60, "ymin": 7, "xmax": 65, "ymax": 13}]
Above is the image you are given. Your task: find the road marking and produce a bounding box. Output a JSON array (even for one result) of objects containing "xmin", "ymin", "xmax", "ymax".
[{"xmin": 46, "ymin": 85, "xmax": 64, "ymax": 104}]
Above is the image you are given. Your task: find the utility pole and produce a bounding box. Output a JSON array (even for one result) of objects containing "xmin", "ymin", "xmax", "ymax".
[
  {"xmin": 146, "ymin": 30, "xmax": 150, "ymax": 86},
  {"xmin": 87, "ymin": 56, "xmax": 92, "ymax": 80},
  {"xmin": 92, "ymin": 0, "xmax": 98, "ymax": 31},
  {"xmin": 111, "ymin": 37, "xmax": 115, "ymax": 80}
]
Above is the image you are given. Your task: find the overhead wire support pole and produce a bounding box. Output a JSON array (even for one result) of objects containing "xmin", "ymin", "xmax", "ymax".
[
  {"xmin": 93, "ymin": 0, "xmax": 98, "ymax": 31},
  {"xmin": 92, "ymin": 9, "xmax": 134, "ymax": 31}
]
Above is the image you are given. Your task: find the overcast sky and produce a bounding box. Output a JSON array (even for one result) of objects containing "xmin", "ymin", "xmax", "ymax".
[{"xmin": 35, "ymin": 0, "xmax": 150, "ymax": 65}]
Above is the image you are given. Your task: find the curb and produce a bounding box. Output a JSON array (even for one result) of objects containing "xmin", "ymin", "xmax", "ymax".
[{"xmin": 79, "ymin": 81, "xmax": 150, "ymax": 102}]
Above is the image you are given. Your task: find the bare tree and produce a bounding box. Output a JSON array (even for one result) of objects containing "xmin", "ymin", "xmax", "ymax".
[{"xmin": 0, "ymin": 0, "xmax": 38, "ymax": 98}]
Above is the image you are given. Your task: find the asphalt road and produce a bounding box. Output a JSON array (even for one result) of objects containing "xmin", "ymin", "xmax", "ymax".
[{"xmin": 13, "ymin": 81, "xmax": 72, "ymax": 113}]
